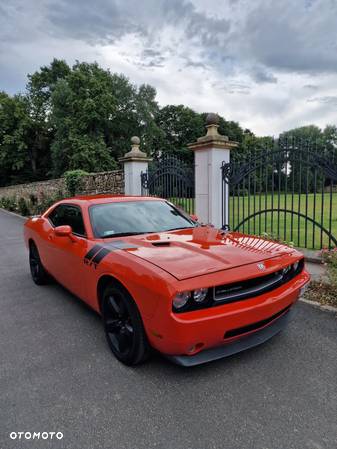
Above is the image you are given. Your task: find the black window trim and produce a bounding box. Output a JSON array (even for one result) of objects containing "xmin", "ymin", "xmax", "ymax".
[{"xmin": 47, "ymin": 203, "xmax": 87, "ymax": 238}]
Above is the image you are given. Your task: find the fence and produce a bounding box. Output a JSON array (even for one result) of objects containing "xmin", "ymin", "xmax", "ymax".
[
  {"xmin": 141, "ymin": 154, "xmax": 195, "ymax": 214},
  {"xmin": 221, "ymin": 138, "xmax": 337, "ymax": 249}
]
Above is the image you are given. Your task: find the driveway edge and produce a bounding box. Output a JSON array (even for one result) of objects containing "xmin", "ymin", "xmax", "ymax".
[
  {"xmin": 299, "ymin": 297, "xmax": 337, "ymax": 314},
  {"xmin": 0, "ymin": 208, "xmax": 27, "ymax": 220}
]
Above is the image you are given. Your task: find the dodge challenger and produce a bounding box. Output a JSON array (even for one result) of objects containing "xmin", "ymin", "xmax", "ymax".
[{"xmin": 24, "ymin": 195, "xmax": 310, "ymax": 366}]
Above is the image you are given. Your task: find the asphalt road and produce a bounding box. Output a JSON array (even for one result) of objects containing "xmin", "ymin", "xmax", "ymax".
[{"xmin": 0, "ymin": 209, "xmax": 336, "ymax": 449}]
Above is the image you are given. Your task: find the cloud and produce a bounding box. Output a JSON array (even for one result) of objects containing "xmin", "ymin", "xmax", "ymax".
[
  {"xmin": 308, "ymin": 96, "xmax": 337, "ymax": 106},
  {"xmin": 236, "ymin": 0, "xmax": 337, "ymax": 74},
  {"xmin": 250, "ymin": 67, "xmax": 278, "ymax": 84},
  {"xmin": 0, "ymin": 0, "xmax": 336, "ymax": 135}
]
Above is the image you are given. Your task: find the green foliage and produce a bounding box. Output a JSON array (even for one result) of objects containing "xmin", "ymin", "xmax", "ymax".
[
  {"xmin": 64, "ymin": 169, "xmax": 89, "ymax": 196},
  {"xmin": 50, "ymin": 62, "xmax": 160, "ymax": 174},
  {"xmin": 154, "ymin": 105, "xmax": 204, "ymax": 160},
  {"xmin": 0, "ymin": 188, "xmax": 66, "ymax": 216},
  {"xmin": 17, "ymin": 197, "xmax": 30, "ymax": 216},
  {"xmin": 0, "ymin": 92, "xmax": 31, "ymax": 186},
  {"xmin": 0, "ymin": 196, "xmax": 17, "ymax": 211}
]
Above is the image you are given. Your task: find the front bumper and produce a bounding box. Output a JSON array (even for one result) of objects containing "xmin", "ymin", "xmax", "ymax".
[
  {"xmin": 166, "ymin": 306, "xmax": 292, "ymax": 366},
  {"xmin": 146, "ymin": 269, "xmax": 310, "ymax": 361}
]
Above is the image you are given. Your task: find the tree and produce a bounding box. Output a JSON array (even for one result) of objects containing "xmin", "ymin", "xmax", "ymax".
[
  {"xmin": 134, "ymin": 84, "xmax": 164, "ymax": 155},
  {"xmin": 0, "ymin": 92, "xmax": 32, "ymax": 185},
  {"xmin": 51, "ymin": 62, "xmax": 118, "ymax": 175},
  {"xmin": 25, "ymin": 59, "xmax": 71, "ymax": 178},
  {"xmin": 50, "ymin": 63, "xmax": 164, "ymax": 175},
  {"xmin": 154, "ymin": 105, "xmax": 204, "ymax": 160}
]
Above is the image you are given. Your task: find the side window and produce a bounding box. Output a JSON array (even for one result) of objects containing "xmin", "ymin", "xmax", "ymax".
[{"xmin": 48, "ymin": 205, "xmax": 86, "ymax": 237}]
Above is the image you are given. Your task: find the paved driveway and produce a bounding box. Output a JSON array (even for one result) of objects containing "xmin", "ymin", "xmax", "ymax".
[{"xmin": 0, "ymin": 209, "xmax": 336, "ymax": 449}]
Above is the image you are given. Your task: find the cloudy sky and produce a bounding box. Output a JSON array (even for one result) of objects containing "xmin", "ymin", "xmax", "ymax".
[{"xmin": 1, "ymin": 0, "xmax": 336, "ymax": 135}]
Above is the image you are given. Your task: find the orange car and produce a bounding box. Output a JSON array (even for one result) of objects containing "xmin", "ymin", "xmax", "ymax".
[{"xmin": 24, "ymin": 195, "xmax": 310, "ymax": 366}]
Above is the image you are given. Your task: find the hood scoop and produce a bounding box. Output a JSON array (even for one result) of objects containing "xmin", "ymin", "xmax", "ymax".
[{"xmin": 151, "ymin": 241, "xmax": 171, "ymax": 247}]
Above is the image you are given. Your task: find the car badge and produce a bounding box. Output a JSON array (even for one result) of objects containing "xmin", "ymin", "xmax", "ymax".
[{"xmin": 257, "ymin": 262, "xmax": 266, "ymax": 271}]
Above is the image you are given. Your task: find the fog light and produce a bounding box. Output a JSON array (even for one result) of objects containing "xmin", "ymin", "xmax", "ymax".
[
  {"xmin": 187, "ymin": 342, "xmax": 204, "ymax": 354},
  {"xmin": 173, "ymin": 291, "xmax": 191, "ymax": 310},
  {"xmin": 193, "ymin": 288, "xmax": 208, "ymax": 303}
]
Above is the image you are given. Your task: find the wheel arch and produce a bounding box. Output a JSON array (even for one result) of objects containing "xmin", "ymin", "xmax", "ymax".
[{"xmin": 97, "ymin": 274, "xmax": 132, "ymax": 315}]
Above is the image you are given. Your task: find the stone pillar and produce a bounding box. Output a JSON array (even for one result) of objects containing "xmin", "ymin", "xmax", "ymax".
[
  {"xmin": 188, "ymin": 113, "xmax": 238, "ymax": 229},
  {"xmin": 119, "ymin": 136, "xmax": 152, "ymax": 196}
]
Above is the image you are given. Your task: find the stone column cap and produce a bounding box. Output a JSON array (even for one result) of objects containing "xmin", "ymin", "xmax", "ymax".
[
  {"xmin": 119, "ymin": 136, "xmax": 152, "ymax": 162},
  {"xmin": 188, "ymin": 113, "xmax": 239, "ymax": 151}
]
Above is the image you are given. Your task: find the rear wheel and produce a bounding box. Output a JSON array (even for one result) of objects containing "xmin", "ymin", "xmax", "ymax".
[
  {"xmin": 29, "ymin": 242, "xmax": 49, "ymax": 285},
  {"xmin": 101, "ymin": 283, "xmax": 150, "ymax": 365}
]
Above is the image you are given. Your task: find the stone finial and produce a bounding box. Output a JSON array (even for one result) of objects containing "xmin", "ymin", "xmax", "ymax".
[
  {"xmin": 119, "ymin": 136, "xmax": 152, "ymax": 162},
  {"xmin": 204, "ymin": 112, "xmax": 226, "ymax": 139},
  {"xmin": 131, "ymin": 136, "xmax": 140, "ymax": 146},
  {"xmin": 205, "ymin": 113, "xmax": 219, "ymax": 126},
  {"xmin": 187, "ymin": 112, "xmax": 237, "ymax": 150},
  {"xmin": 124, "ymin": 136, "xmax": 146, "ymax": 158}
]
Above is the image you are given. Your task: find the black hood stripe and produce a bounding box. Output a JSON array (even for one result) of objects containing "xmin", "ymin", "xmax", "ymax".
[
  {"xmin": 84, "ymin": 244, "xmax": 103, "ymax": 262},
  {"xmin": 91, "ymin": 247, "xmax": 111, "ymax": 265},
  {"xmin": 84, "ymin": 241, "xmax": 137, "ymax": 268}
]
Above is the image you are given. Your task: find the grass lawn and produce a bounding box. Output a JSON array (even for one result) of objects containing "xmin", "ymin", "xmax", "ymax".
[
  {"xmin": 169, "ymin": 193, "xmax": 337, "ymax": 250},
  {"xmin": 229, "ymin": 192, "xmax": 337, "ymax": 249}
]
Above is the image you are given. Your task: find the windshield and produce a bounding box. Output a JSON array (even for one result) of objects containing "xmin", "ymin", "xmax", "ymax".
[{"xmin": 89, "ymin": 200, "xmax": 196, "ymax": 238}]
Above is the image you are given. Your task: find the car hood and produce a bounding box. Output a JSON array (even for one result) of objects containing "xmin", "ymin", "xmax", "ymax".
[{"xmin": 105, "ymin": 227, "xmax": 296, "ymax": 280}]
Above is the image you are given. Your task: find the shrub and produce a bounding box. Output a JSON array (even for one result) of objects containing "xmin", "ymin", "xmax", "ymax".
[
  {"xmin": 0, "ymin": 196, "xmax": 17, "ymax": 211},
  {"xmin": 29, "ymin": 193, "xmax": 38, "ymax": 206},
  {"xmin": 18, "ymin": 197, "xmax": 30, "ymax": 216},
  {"xmin": 64, "ymin": 170, "xmax": 89, "ymax": 196}
]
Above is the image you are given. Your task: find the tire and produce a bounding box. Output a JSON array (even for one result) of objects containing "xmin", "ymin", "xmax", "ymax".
[
  {"xmin": 101, "ymin": 283, "xmax": 150, "ymax": 366},
  {"xmin": 29, "ymin": 242, "xmax": 49, "ymax": 285}
]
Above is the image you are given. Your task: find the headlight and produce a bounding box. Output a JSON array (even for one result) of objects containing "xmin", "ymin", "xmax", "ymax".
[
  {"xmin": 173, "ymin": 291, "xmax": 191, "ymax": 310},
  {"xmin": 293, "ymin": 261, "xmax": 299, "ymax": 272},
  {"xmin": 193, "ymin": 288, "xmax": 208, "ymax": 303}
]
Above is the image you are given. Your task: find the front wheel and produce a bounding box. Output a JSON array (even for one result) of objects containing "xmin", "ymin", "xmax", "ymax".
[
  {"xmin": 29, "ymin": 242, "xmax": 49, "ymax": 285},
  {"xmin": 101, "ymin": 284, "xmax": 150, "ymax": 365}
]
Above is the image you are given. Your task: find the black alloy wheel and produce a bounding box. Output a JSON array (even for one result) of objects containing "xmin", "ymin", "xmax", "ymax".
[
  {"xmin": 102, "ymin": 284, "xmax": 150, "ymax": 365},
  {"xmin": 29, "ymin": 242, "xmax": 49, "ymax": 285}
]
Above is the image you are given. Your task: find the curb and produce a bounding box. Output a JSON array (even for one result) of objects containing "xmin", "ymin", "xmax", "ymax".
[
  {"xmin": 299, "ymin": 297, "xmax": 337, "ymax": 314},
  {"xmin": 296, "ymin": 248, "xmax": 323, "ymax": 265},
  {"xmin": 304, "ymin": 255, "xmax": 323, "ymax": 265},
  {"xmin": 0, "ymin": 208, "xmax": 27, "ymax": 220}
]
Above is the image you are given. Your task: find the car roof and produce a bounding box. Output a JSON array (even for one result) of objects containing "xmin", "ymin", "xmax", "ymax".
[{"xmin": 58, "ymin": 195, "xmax": 164, "ymax": 206}]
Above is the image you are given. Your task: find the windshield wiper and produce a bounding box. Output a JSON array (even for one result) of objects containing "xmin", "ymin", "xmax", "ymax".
[{"xmin": 164, "ymin": 226, "xmax": 194, "ymax": 232}]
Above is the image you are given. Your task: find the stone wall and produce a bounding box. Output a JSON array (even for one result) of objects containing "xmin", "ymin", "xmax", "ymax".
[
  {"xmin": 0, "ymin": 169, "xmax": 124, "ymax": 203},
  {"xmin": 81, "ymin": 170, "xmax": 124, "ymax": 195}
]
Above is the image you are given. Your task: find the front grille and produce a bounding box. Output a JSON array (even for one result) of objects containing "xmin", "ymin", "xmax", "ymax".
[
  {"xmin": 224, "ymin": 305, "xmax": 291, "ymax": 339},
  {"xmin": 214, "ymin": 258, "xmax": 304, "ymax": 305}
]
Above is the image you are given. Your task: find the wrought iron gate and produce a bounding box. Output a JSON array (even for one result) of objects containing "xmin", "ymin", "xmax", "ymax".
[
  {"xmin": 141, "ymin": 154, "xmax": 195, "ymax": 214},
  {"xmin": 221, "ymin": 138, "xmax": 337, "ymax": 249}
]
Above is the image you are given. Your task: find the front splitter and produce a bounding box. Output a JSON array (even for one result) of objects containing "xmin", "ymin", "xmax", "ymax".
[{"xmin": 166, "ymin": 308, "xmax": 292, "ymax": 367}]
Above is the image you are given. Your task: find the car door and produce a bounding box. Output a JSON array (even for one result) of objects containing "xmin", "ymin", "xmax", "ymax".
[{"xmin": 46, "ymin": 204, "xmax": 89, "ymax": 298}]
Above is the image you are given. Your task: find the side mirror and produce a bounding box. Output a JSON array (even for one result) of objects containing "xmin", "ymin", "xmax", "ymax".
[
  {"xmin": 54, "ymin": 225, "xmax": 72, "ymax": 237},
  {"xmin": 54, "ymin": 225, "xmax": 77, "ymax": 242},
  {"xmin": 190, "ymin": 214, "xmax": 199, "ymax": 222}
]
